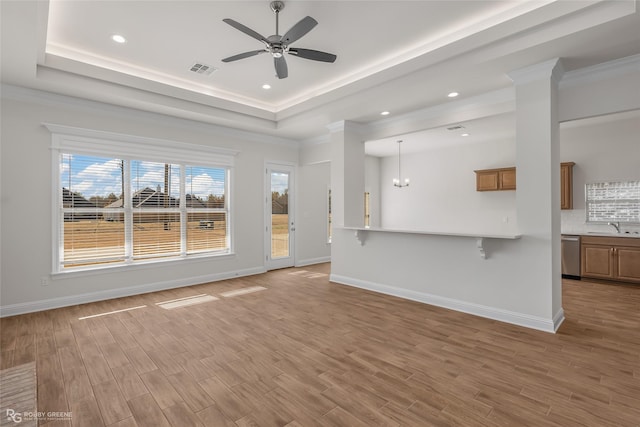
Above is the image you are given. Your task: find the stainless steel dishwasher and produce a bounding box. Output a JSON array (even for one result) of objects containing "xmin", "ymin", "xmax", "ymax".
[{"xmin": 561, "ymin": 235, "xmax": 581, "ymax": 279}]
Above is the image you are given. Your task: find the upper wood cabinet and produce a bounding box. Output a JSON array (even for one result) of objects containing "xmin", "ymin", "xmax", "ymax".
[
  {"xmin": 499, "ymin": 168, "xmax": 516, "ymax": 190},
  {"xmin": 474, "ymin": 167, "xmax": 516, "ymax": 191},
  {"xmin": 475, "ymin": 162, "xmax": 574, "ymax": 209},
  {"xmin": 560, "ymin": 162, "xmax": 575, "ymax": 210}
]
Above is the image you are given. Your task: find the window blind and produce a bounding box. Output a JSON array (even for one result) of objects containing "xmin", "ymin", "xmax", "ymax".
[
  {"xmin": 49, "ymin": 124, "xmax": 236, "ymax": 273},
  {"xmin": 131, "ymin": 161, "xmax": 182, "ymax": 260},
  {"xmin": 185, "ymin": 166, "xmax": 229, "ymax": 254},
  {"xmin": 60, "ymin": 154, "xmax": 125, "ymax": 267}
]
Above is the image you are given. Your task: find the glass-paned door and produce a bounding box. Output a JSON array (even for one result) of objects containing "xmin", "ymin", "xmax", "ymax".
[{"xmin": 265, "ymin": 163, "xmax": 295, "ymax": 270}]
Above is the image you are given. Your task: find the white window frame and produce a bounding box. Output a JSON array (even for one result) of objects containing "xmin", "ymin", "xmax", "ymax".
[
  {"xmin": 585, "ymin": 180, "xmax": 640, "ymax": 224},
  {"xmin": 46, "ymin": 123, "xmax": 239, "ymax": 275}
]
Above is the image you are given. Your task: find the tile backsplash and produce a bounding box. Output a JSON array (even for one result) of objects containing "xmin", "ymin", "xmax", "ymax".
[{"xmin": 562, "ymin": 208, "xmax": 640, "ymax": 235}]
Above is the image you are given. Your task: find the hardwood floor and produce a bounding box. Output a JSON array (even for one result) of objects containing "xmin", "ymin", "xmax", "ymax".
[{"xmin": 1, "ymin": 264, "xmax": 639, "ymax": 426}]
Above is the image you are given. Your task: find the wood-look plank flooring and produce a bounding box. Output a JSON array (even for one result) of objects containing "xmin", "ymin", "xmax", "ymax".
[
  {"xmin": 0, "ymin": 362, "xmax": 37, "ymax": 427},
  {"xmin": 1, "ymin": 264, "xmax": 639, "ymax": 426}
]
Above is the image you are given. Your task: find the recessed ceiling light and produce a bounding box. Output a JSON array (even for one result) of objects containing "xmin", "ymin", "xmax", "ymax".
[
  {"xmin": 262, "ymin": 84, "xmax": 271, "ymax": 89},
  {"xmin": 380, "ymin": 111, "xmax": 390, "ymax": 116},
  {"xmin": 448, "ymin": 92, "xmax": 459, "ymax": 98},
  {"xmin": 461, "ymin": 133, "xmax": 469, "ymax": 137},
  {"xmin": 111, "ymin": 34, "xmax": 126, "ymax": 44}
]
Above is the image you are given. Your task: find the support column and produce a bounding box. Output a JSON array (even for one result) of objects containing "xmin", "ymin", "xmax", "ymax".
[
  {"xmin": 327, "ymin": 121, "xmax": 365, "ymax": 228},
  {"xmin": 509, "ymin": 58, "xmax": 564, "ymax": 326}
]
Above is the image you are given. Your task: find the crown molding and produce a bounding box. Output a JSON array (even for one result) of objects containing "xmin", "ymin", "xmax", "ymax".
[
  {"xmin": 325, "ymin": 120, "xmax": 369, "ymax": 136},
  {"xmin": 560, "ymin": 53, "xmax": 640, "ymax": 89},
  {"xmin": 508, "ymin": 58, "xmax": 564, "ymax": 85},
  {"xmin": 42, "ymin": 52, "xmax": 277, "ymax": 113},
  {"xmin": 301, "ymin": 134, "xmax": 331, "ymax": 147},
  {"xmin": 1, "ymin": 84, "xmax": 301, "ymax": 148}
]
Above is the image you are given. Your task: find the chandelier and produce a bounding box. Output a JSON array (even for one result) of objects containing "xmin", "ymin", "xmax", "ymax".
[{"xmin": 392, "ymin": 140, "xmax": 410, "ymax": 188}]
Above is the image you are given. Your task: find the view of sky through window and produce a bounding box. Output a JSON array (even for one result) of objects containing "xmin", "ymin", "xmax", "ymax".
[{"xmin": 61, "ymin": 154, "xmax": 226, "ymax": 201}]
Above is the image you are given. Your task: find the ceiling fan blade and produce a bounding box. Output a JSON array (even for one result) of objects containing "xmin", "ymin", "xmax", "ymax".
[
  {"xmin": 288, "ymin": 48, "xmax": 337, "ymax": 63},
  {"xmin": 282, "ymin": 16, "xmax": 317, "ymax": 45},
  {"xmin": 222, "ymin": 50, "xmax": 266, "ymax": 63},
  {"xmin": 274, "ymin": 56, "xmax": 288, "ymax": 79},
  {"xmin": 223, "ymin": 18, "xmax": 268, "ymax": 44}
]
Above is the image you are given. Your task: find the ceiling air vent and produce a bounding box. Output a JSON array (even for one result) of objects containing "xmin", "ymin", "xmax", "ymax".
[
  {"xmin": 189, "ymin": 63, "xmax": 217, "ymax": 76},
  {"xmin": 447, "ymin": 125, "xmax": 465, "ymax": 131}
]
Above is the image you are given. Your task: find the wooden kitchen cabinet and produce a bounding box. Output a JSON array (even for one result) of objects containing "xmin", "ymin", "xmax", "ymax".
[
  {"xmin": 475, "ymin": 162, "xmax": 574, "ymax": 209},
  {"xmin": 560, "ymin": 162, "xmax": 575, "ymax": 210},
  {"xmin": 476, "ymin": 170, "xmax": 498, "ymax": 191},
  {"xmin": 581, "ymin": 243, "xmax": 615, "ymax": 279},
  {"xmin": 499, "ymin": 168, "xmax": 516, "ymax": 190},
  {"xmin": 616, "ymin": 246, "xmax": 640, "ymax": 282},
  {"xmin": 581, "ymin": 236, "xmax": 640, "ymax": 283},
  {"xmin": 475, "ymin": 167, "xmax": 516, "ymax": 191}
]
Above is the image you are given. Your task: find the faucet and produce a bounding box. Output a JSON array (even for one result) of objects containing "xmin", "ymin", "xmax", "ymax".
[{"xmin": 608, "ymin": 222, "xmax": 621, "ymax": 233}]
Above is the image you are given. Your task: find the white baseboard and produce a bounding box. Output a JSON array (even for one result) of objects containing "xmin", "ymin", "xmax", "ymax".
[
  {"xmin": 0, "ymin": 266, "xmax": 266, "ymax": 318},
  {"xmin": 330, "ymin": 274, "xmax": 559, "ymax": 333},
  {"xmin": 295, "ymin": 256, "xmax": 331, "ymax": 267},
  {"xmin": 552, "ymin": 308, "xmax": 565, "ymax": 332}
]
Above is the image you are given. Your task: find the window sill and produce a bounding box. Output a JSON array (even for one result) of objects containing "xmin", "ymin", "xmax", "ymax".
[{"xmin": 51, "ymin": 252, "xmax": 236, "ymax": 280}]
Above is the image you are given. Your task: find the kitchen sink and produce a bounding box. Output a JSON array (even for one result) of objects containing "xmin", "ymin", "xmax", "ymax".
[{"xmin": 586, "ymin": 231, "xmax": 640, "ymax": 237}]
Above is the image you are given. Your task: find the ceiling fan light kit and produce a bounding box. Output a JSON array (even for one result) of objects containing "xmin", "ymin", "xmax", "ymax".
[{"xmin": 222, "ymin": 1, "xmax": 337, "ymax": 79}]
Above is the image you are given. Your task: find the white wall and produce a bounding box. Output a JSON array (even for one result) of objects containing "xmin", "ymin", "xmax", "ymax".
[
  {"xmin": 373, "ymin": 110, "xmax": 640, "ymax": 235},
  {"xmin": 364, "ymin": 156, "xmax": 381, "ymax": 228},
  {"xmin": 0, "ymin": 88, "xmax": 299, "ymax": 314},
  {"xmin": 379, "ymin": 139, "xmax": 517, "ymax": 234},
  {"xmin": 330, "ymin": 57, "xmax": 639, "ymax": 333},
  {"xmin": 331, "ymin": 227, "xmax": 551, "ymax": 328},
  {"xmin": 559, "ymin": 57, "xmax": 640, "ymax": 123},
  {"xmin": 560, "ymin": 110, "xmax": 640, "ymax": 234},
  {"xmin": 332, "ymin": 87, "xmax": 566, "ymax": 327},
  {"xmin": 296, "ymin": 161, "xmax": 331, "ymax": 265},
  {"xmin": 2, "ymin": 58, "xmax": 637, "ymax": 321}
]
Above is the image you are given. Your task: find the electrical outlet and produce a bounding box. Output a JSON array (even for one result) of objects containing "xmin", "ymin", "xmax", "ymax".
[{"xmin": 41, "ymin": 277, "xmax": 49, "ymax": 286}]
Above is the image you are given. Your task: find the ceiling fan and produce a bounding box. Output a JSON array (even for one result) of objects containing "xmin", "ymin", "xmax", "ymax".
[{"xmin": 221, "ymin": 1, "xmax": 337, "ymax": 79}]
